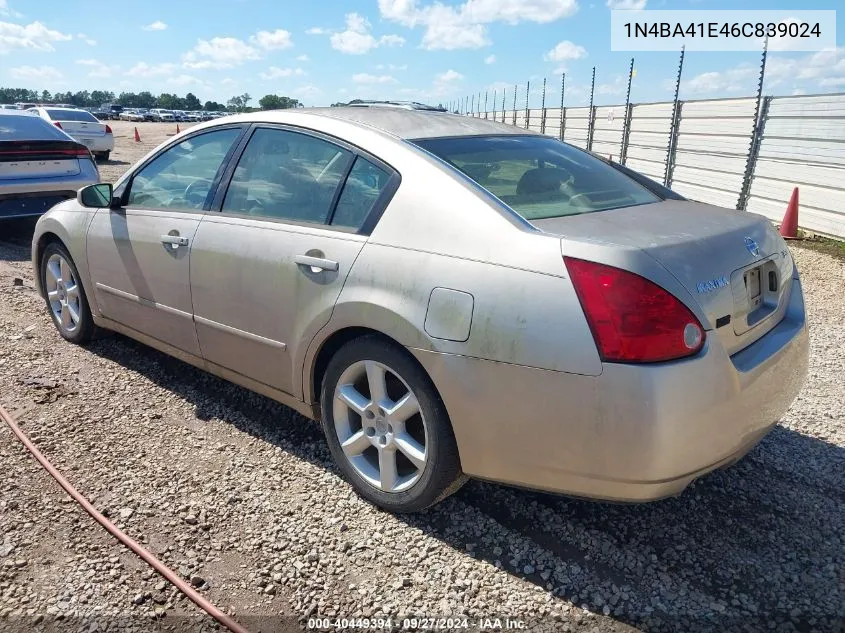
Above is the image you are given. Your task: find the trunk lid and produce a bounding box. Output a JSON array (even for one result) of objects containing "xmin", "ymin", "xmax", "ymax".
[
  {"xmin": 532, "ymin": 200, "xmax": 794, "ymax": 357},
  {"xmin": 0, "ymin": 140, "xmax": 84, "ymax": 180},
  {"xmin": 56, "ymin": 120, "xmax": 108, "ymax": 137}
]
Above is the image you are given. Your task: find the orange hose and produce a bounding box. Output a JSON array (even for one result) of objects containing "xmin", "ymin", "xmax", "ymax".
[{"xmin": 0, "ymin": 403, "xmax": 251, "ymax": 633}]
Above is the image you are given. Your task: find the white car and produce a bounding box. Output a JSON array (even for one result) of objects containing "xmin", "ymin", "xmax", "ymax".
[
  {"xmin": 150, "ymin": 109, "xmax": 176, "ymax": 123},
  {"xmin": 32, "ymin": 107, "xmax": 114, "ymax": 162}
]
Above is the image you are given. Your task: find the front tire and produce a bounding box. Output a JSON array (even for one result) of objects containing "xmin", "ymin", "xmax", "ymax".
[
  {"xmin": 320, "ymin": 336, "xmax": 467, "ymax": 513},
  {"xmin": 40, "ymin": 242, "xmax": 97, "ymax": 344}
]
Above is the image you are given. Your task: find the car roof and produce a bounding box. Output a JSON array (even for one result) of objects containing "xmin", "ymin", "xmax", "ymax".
[
  {"xmin": 234, "ymin": 107, "xmax": 537, "ymax": 141},
  {"xmin": 0, "ymin": 110, "xmax": 73, "ymax": 140},
  {"xmin": 37, "ymin": 106, "xmax": 88, "ymax": 112}
]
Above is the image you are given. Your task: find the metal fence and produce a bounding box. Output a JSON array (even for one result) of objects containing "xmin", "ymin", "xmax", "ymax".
[{"xmin": 466, "ymin": 92, "xmax": 845, "ymax": 240}]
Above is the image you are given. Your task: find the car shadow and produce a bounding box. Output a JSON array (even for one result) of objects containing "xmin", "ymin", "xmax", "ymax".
[
  {"xmin": 98, "ymin": 159, "xmax": 130, "ymax": 166},
  {"xmin": 83, "ymin": 334, "xmax": 844, "ymax": 633},
  {"xmin": 0, "ymin": 218, "xmax": 38, "ymax": 262}
]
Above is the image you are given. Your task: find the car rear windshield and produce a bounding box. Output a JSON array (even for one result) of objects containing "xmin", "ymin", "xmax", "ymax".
[
  {"xmin": 412, "ymin": 135, "xmax": 660, "ymax": 220},
  {"xmin": 47, "ymin": 109, "xmax": 99, "ymax": 122},
  {"xmin": 0, "ymin": 113, "xmax": 66, "ymax": 141}
]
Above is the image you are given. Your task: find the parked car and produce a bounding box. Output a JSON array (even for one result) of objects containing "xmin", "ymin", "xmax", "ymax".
[
  {"xmin": 0, "ymin": 109, "xmax": 99, "ymax": 220},
  {"xmin": 32, "ymin": 107, "xmax": 114, "ymax": 162},
  {"xmin": 149, "ymin": 109, "xmax": 176, "ymax": 122},
  {"xmin": 30, "ymin": 108, "xmax": 808, "ymax": 514},
  {"xmin": 119, "ymin": 109, "xmax": 146, "ymax": 123},
  {"xmin": 99, "ymin": 103, "xmax": 124, "ymax": 120},
  {"xmin": 91, "ymin": 110, "xmax": 111, "ymax": 121},
  {"xmin": 1, "ymin": 104, "xmax": 21, "ymax": 110}
]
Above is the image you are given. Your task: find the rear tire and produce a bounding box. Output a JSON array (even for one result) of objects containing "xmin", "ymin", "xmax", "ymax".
[
  {"xmin": 320, "ymin": 335, "xmax": 467, "ymax": 513},
  {"xmin": 40, "ymin": 242, "xmax": 97, "ymax": 345},
  {"xmin": 96, "ymin": 151, "xmax": 110, "ymax": 162}
]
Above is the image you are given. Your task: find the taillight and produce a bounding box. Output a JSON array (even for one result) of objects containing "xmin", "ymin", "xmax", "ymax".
[
  {"xmin": 564, "ymin": 256, "xmax": 705, "ymax": 363},
  {"xmin": 105, "ymin": 125, "xmax": 112, "ymax": 134},
  {"xmin": 54, "ymin": 121, "xmax": 62, "ymax": 129}
]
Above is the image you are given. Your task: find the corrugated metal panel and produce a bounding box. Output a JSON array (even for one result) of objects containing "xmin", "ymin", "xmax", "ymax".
[
  {"xmin": 671, "ymin": 98, "xmax": 755, "ymax": 209},
  {"xmin": 564, "ymin": 107, "xmax": 591, "ymax": 149},
  {"xmin": 747, "ymin": 93, "xmax": 845, "ymax": 237},
  {"xmin": 624, "ymin": 102, "xmax": 674, "ymax": 183}
]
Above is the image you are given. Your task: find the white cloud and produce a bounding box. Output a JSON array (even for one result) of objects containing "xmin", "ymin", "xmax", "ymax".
[
  {"xmin": 250, "ymin": 29, "xmax": 293, "ymax": 50},
  {"xmin": 352, "ymin": 73, "xmax": 398, "ymax": 84},
  {"xmin": 437, "ymin": 69, "xmax": 464, "ymax": 82},
  {"xmin": 260, "ymin": 66, "xmax": 306, "ymax": 80},
  {"xmin": 76, "ymin": 33, "xmax": 97, "ymax": 46},
  {"xmin": 606, "ymin": 0, "xmax": 646, "ymax": 9},
  {"xmin": 376, "ymin": 63, "xmax": 408, "ymax": 71},
  {"xmin": 221, "ymin": 77, "xmax": 236, "ymax": 86},
  {"xmin": 379, "ymin": 0, "xmax": 578, "ymax": 50},
  {"xmin": 0, "ymin": 0, "xmax": 22, "ymax": 18},
  {"xmin": 484, "ymin": 54, "xmax": 496, "ymax": 64},
  {"xmin": 379, "ymin": 33, "xmax": 406, "ymax": 47},
  {"xmin": 127, "ymin": 61, "xmax": 178, "ymax": 77},
  {"xmin": 0, "ymin": 20, "xmax": 72, "ymax": 54},
  {"xmin": 168, "ymin": 74, "xmax": 206, "ymax": 87},
  {"xmin": 306, "ymin": 27, "xmax": 327, "ymax": 35},
  {"xmin": 681, "ymin": 65, "xmax": 755, "ymax": 95},
  {"xmin": 544, "ymin": 40, "xmax": 587, "ymax": 63},
  {"xmin": 75, "ymin": 58, "xmax": 118, "ymax": 79},
  {"xmin": 292, "ymin": 84, "xmax": 322, "ymax": 101},
  {"xmin": 330, "ymin": 12, "xmax": 404, "ymax": 55},
  {"xmin": 9, "ymin": 65, "xmax": 61, "ymax": 80},
  {"xmin": 142, "ymin": 21, "xmax": 167, "ymax": 31},
  {"xmin": 791, "ymin": 88, "xmax": 807, "ymax": 95},
  {"xmin": 296, "ymin": 54, "xmax": 309, "ymax": 61},
  {"xmin": 596, "ymin": 75, "xmax": 626, "ymax": 95},
  {"xmin": 182, "ymin": 36, "xmax": 261, "ymax": 69}
]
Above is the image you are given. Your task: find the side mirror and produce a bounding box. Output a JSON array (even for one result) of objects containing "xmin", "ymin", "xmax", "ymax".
[{"xmin": 78, "ymin": 183, "xmax": 117, "ymax": 209}]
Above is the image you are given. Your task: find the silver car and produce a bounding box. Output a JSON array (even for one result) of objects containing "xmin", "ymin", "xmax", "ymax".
[
  {"xmin": 1, "ymin": 109, "xmax": 100, "ymax": 220},
  {"xmin": 30, "ymin": 108, "xmax": 809, "ymax": 513}
]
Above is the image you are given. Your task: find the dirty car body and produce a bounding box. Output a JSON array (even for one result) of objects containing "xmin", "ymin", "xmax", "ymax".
[{"xmin": 30, "ymin": 108, "xmax": 809, "ymax": 512}]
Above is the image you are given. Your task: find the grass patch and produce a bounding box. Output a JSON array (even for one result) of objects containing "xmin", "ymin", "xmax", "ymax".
[{"xmin": 790, "ymin": 230, "xmax": 845, "ymax": 262}]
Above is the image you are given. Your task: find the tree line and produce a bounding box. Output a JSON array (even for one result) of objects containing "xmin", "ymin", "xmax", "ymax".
[{"xmin": 0, "ymin": 87, "xmax": 302, "ymax": 112}]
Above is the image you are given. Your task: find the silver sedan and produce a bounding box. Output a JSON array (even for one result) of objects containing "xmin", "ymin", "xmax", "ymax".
[{"xmin": 30, "ymin": 108, "xmax": 809, "ymax": 513}]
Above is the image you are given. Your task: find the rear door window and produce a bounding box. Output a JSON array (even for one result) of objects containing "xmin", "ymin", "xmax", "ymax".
[{"xmin": 412, "ymin": 135, "xmax": 660, "ymax": 220}]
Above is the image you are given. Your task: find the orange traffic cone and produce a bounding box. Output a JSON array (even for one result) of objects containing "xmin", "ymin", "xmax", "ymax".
[
  {"xmin": 134, "ymin": 127, "xmax": 141, "ymax": 142},
  {"xmin": 176, "ymin": 123, "xmax": 180, "ymax": 134},
  {"xmin": 779, "ymin": 187, "xmax": 799, "ymax": 239}
]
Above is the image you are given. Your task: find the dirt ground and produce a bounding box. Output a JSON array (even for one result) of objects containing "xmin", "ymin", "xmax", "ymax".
[
  {"xmin": 0, "ymin": 124, "xmax": 843, "ymax": 633},
  {"xmin": 97, "ymin": 120, "xmax": 200, "ymax": 184}
]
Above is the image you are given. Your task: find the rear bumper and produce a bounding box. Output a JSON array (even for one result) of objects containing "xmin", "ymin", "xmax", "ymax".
[
  {"xmin": 412, "ymin": 278, "xmax": 809, "ymax": 502},
  {"xmin": 0, "ymin": 191, "xmax": 78, "ymax": 220}
]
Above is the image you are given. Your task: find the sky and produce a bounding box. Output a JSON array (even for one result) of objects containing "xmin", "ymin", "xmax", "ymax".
[{"xmin": 0, "ymin": 0, "xmax": 843, "ymax": 109}]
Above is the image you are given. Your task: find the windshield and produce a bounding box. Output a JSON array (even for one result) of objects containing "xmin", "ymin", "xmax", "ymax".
[
  {"xmin": 47, "ymin": 109, "xmax": 99, "ymax": 122},
  {"xmin": 412, "ymin": 135, "xmax": 660, "ymax": 220}
]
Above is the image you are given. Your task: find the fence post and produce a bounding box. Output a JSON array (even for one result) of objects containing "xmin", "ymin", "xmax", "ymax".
[
  {"xmin": 484, "ymin": 91, "xmax": 488, "ymax": 119},
  {"xmin": 559, "ymin": 73, "xmax": 566, "ymax": 141},
  {"xmin": 524, "ymin": 81, "xmax": 530, "ymax": 129},
  {"xmin": 501, "ymin": 89, "xmax": 506, "ymax": 123},
  {"xmin": 512, "ymin": 85, "xmax": 517, "ymax": 126},
  {"xmin": 665, "ymin": 100, "xmax": 682, "ymax": 187},
  {"xmin": 664, "ymin": 46, "xmax": 685, "ymax": 186},
  {"xmin": 587, "ymin": 66, "xmax": 596, "ymax": 151},
  {"xmin": 738, "ymin": 39, "xmax": 769, "ymax": 211},
  {"xmin": 540, "ymin": 77, "xmax": 547, "ymax": 134},
  {"xmin": 621, "ymin": 102, "xmax": 634, "ymax": 165},
  {"xmin": 738, "ymin": 95, "xmax": 771, "ymax": 211},
  {"xmin": 620, "ymin": 57, "xmax": 634, "ymax": 161}
]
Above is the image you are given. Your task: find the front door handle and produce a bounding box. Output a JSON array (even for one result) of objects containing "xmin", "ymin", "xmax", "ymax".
[
  {"xmin": 161, "ymin": 234, "xmax": 190, "ymax": 248},
  {"xmin": 294, "ymin": 254, "xmax": 339, "ymax": 272}
]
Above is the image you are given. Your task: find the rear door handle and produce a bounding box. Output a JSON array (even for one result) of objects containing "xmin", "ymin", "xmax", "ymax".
[
  {"xmin": 294, "ymin": 254, "xmax": 339, "ymax": 272},
  {"xmin": 161, "ymin": 234, "xmax": 190, "ymax": 247}
]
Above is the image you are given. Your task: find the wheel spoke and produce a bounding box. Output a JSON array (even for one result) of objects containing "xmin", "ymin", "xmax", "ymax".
[
  {"xmin": 388, "ymin": 392, "xmax": 420, "ymax": 423},
  {"xmin": 341, "ymin": 429, "xmax": 370, "ymax": 457},
  {"xmin": 46, "ymin": 260, "xmax": 60, "ymax": 287},
  {"xmin": 365, "ymin": 361, "xmax": 388, "ymax": 404},
  {"xmin": 394, "ymin": 433, "xmax": 426, "ymax": 470},
  {"xmin": 59, "ymin": 258, "xmax": 71, "ymax": 284},
  {"xmin": 65, "ymin": 284, "xmax": 79, "ymax": 303},
  {"xmin": 337, "ymin": 384, "xmax": 370, "ymax": 415},
  {"xmin": 47, "ymin": 289, "xmax": 60, "ymax": 303},
  {"xmin": 60, "ymin": 305, "xmax": 72, "ymax": 329},
  {"xmin": 378, "ymin": 448, "xmax": 398, "ymax": 492},
  {"xmin": 67, "ymin": 303, "xmax": 80, "ymax": 326}
]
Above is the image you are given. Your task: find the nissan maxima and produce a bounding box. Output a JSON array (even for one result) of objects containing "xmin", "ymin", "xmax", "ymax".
[{"xmin": 30, "ymin": 108, "xmax": 809, "ymax": 513}]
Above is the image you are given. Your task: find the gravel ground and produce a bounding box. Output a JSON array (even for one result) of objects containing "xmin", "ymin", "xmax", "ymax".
[{"xmin": 0, "ymin": 127, "xmax": 843, "ymax": 633}]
